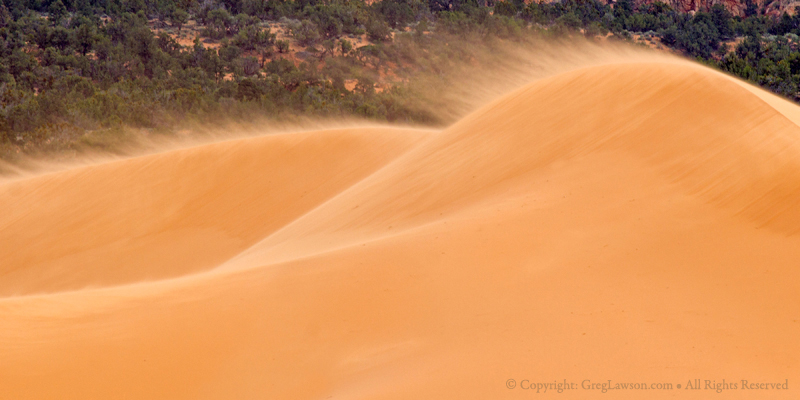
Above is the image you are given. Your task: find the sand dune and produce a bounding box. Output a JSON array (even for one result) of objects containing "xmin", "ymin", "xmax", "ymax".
[
  {"xmin": 1, "ymin": 60, "xmax": 798, "ymax": 399},
  {"xmin": 0, "ymin": 128, "xmax": 431, "ymax": 296}
]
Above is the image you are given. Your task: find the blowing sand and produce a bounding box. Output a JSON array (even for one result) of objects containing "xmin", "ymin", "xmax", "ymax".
[{"xmin": 0, "ymin": 58, "xmax": 798, "ymax": 399}]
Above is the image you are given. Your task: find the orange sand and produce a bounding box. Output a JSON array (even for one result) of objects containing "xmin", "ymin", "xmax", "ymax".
[{"xmin": 1, "ymin": 60, "xmax": 798, "ymax": 399}]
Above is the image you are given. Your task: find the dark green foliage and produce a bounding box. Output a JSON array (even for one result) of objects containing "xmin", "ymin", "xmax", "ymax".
[
  {"xmin": 203, "ymin": 8, "xmax": 233, "ymax": 39},
  {"xmin": 660, "ymin": 13, "xmax": 721, "ymax": 59},
  {"xmin": 375, "ymin": 0, "xmax": 422, "ymax": 28},
  {"xmin": 231, "ymin": 24, "xmax": 275, "ymax": 51},
  {"xmin": 48, "ymin": 0, "xmax": 67, "ymax": 26},
  {"xmin": 493, "ymin": 1, "xmax": 517, "ymax": 17},
  {"xmin": 339, "ymin": 37, "xmax": 352, "ymax": 55},
  {"xmin": 236, "ymin": 77, "xmax": 262, "ymax": 99},
  {"xmin": 275, "ymin": 39, "xmax": 289, "ymax": 53},
  {"xmin": 365, "ymin": 15, "xmax": 392, "ymax": 41},
  {"xmin": 287, "ymin": 18, "xmax": 320, "ymax": 46},
  {"xmin": 710, "ymin": 4, "xmax": 733, "ymax": 39},
  {"xmin": 4, "ymin": 0, "xmax": 800, "ymax": 154},
  {"xmin": 170, "ymin": 8, "xmax": 188, "ymax": 32}
]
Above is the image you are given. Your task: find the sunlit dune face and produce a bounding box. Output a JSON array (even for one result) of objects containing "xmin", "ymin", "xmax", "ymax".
[{"xmin": 0, "ymin": 58, "xmax": 798, "ymax": 399}]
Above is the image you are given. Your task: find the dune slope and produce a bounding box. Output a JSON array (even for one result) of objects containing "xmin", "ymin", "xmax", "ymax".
[
  {"xmin": 0, "ymin": 127, "xmax": 431, "ymax": 296},
  {"xmin": 0, "ymin": 61, "xmax": 798, "ymax": 399}
]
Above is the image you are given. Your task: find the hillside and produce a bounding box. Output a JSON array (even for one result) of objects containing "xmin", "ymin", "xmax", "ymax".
[
  {"xmin": 610, "ymin": 0, "xmax": 795, "ymax": 16},
  {"xmin": 6, "ymin": 0, "xmax": 800, "ymax": 159}
]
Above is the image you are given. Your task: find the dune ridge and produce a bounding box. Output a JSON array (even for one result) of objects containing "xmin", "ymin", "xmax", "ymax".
[
  {"xmin": 0, "ymin": 58, "xmax": 798, "ymax": 399},
  {"xmin": 223, "ymin": 61, "xmax": 800, "ymax": 269}
]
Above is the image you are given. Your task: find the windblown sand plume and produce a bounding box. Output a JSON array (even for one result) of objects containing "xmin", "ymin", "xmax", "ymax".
[{"xmin": 1, "ymin": 59, "xmax": 798, "ymax": 399}]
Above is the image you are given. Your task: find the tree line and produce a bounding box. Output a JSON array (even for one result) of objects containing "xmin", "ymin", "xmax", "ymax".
[{"xmin": 2, "ymin": 0, "xmax": 800, "ymax": 153}]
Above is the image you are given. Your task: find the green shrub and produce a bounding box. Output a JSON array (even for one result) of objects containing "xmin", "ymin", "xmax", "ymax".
[
  {"xmin": 366, "ymin": 17, "xmax": 393, "ymax": 42},
  {"xmin": 287, "ymin": 19, "xmax": 321, "ymax": 46},
  {"xmin": 494, "ymin": 1, "xmax": 517, "ymax": 17}
]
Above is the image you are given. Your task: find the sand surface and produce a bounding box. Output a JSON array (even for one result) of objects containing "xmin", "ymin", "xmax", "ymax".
[{"xmin": 1, "ymin": 59, "xmax": 798, "ymax": 399}]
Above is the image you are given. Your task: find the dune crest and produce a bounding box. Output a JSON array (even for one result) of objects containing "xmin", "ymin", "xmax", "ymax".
[
  {"xmin": 1, "ymin": 58, "xmax": 798, "ymax": 399},
  {"xmin": 224, "ymin": 62, "xmax": 800, "ymax": 269}
]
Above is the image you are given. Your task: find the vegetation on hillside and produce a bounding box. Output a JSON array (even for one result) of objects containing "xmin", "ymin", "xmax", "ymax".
[{"xmin": 2, "ymin": 0, "xmax": 800, "ymax": 156}]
